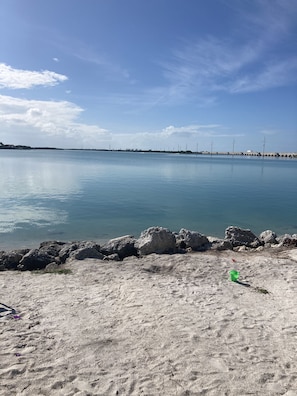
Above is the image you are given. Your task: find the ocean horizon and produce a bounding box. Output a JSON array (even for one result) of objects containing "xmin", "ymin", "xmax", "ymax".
[{"xmin": 0, "ymin": 149, "xmax": 296, "ymax": 250}]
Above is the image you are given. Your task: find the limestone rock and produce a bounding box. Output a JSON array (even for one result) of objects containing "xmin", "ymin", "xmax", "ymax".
[
  {"xmin": 225, "ymin": 226, "xmax": 262, "ymax": 248},
  {"xmin": 236, "ymin": 245, "xmax": 249, "ymax": 252},
  {"xmin": 69, "ymin": 241, "xmax": 104, "ymax": 260},
  {"xmin": 210, "ymin": 239, "xmax": 233, "ymax": 251},
  {"xmin": 276, "ymin": 234, "xmax": 297, "ymax": 247},
  {"xmin": 18, "ymin": 249, "xmax": 57, "ymax": 271},
  {"xmin": 101, "ymin": 235, "xmax": 137, "ymax": 259},
  {"xmin": 176, "ymin": 228, "xmax": 209, "ymax": 251},
  {"xmin": 38, "ymin": 241, "xmax": 66, "ymax": 257},
  {"xmin": 0, "ymin": 249, "xmax": 29, "ymax": 271},
  {"xmin": 255, "ymin": 245, "xmax": 264, "ymax": 252},
  {"xmin": 259, "ymin": 230, "xmax": 277, "ymax": 244},
  {"xmin": 70, "ymin": 247, "xmax": 104, "ymax": 260},
  {"xmin": 45, "ymin": 262, "xmax": 60, "ymax": 271},
  {"xmin": 103, "ymin": 253, "xmax": 121, "ymax": 261},
  {"xmin": 59, "ymin": 242, "xmax": 80, "ymax": 263},
  {"xmin": 135, "ymin": 226, "xmax": 176, "ymax": 255}
]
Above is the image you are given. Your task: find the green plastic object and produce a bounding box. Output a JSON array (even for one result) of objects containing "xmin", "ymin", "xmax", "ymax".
[{"xmin": 230, "ymin": 270, "xmax": 239, "ymax": 282}]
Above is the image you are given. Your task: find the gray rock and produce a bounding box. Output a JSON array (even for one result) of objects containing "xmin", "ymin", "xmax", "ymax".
[
  {"xmin": 45, "ymin": 262, "xmax": 60, "ymax": 271},
  {"xmin": 236, "ymin": 245, "xmax": 249, "ymax": 252},
  {"xmin": 38, "ymin": 241, "xmax": 66, "ymax": 257},
  {"xmin": 135, "ymin": 226, "xmax": 176, "ymax": 255},
  {"xmin": 69, "ymin": 241, "xmax": 103, "ymax": 260},
  {"xmin": 255, "ymin": 246, "xmax": 264, "ymax": 252},
  {"xmin": 176, "ymin": 228, "xmax": 209, "ymax": 251},
  {"xmin": 0, "ymin": 250, "xmax": 29, "ymax": 271},
  {"xmin": 18, "ymin": 249, "xmax": 57, "ymax": 271},
  {"xmin": 59, "ymin": 242, "xmax": 80, "ymax": 263},
  {"xmin": 103, "ymin": 253, "xmax": 121, "ymax": 261},
  {"xmin": 259, "ymin": 230, "xmax": 277, "ymax": 244},
  {"xmin": 276, "ymin": 234, "xmax": 297, "ymax": 247},
  {"xmin": 101, "ymin": 235, "xmax": 137, "ymax": 259},
  {"xmin": 225, "ymin": 226, "xmax": 262, "ymax": 248},
  {"xmin": 70, "ymin": 247, "xmax": 104, "ymax": 260},
  {"xmin": 210, "ymin": 239, "xmax": 233, "ymax": 251}
]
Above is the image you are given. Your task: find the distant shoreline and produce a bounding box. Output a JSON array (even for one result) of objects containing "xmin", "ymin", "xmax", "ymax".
[{"xmin": 1, "ymin": 143, "xmax": 296, "ymax": 158}]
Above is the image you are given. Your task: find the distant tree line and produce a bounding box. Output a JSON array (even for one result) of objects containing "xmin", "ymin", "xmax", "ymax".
[{"xmin": 0, "ymin": 142, "xmax": 32, "ymax": 150}]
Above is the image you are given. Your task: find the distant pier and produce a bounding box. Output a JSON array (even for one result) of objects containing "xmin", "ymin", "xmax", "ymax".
[{"xmin": 205, "ymin": 151, "xmax": 297, "ymax": 158}]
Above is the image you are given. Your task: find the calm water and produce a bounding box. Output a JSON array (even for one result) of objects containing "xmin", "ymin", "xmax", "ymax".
[{"xmin": 0, "ymin": 150, "xmax": 296, "ymax": 250}]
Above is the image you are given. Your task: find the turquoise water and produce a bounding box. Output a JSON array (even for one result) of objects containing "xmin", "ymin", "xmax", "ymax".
[{"xmin": 0, "ymin": 150, "xmax": 296, "ymax": 250}]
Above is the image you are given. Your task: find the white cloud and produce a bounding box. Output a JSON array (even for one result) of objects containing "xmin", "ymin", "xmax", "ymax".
[
  {"xmin": 0, "ymin": 63, "xmax": 67, "ymax": 89},
  {"xmin": 0, "ymin": 95, "xmax": 243, "ymax": 150},
  {"xmin": 161, "ymin": 124, "xmax": 221, "ymax": 137},
  {"xmin": 0, "ymin": 94, "xmax": 110, "ymax": 147},
  {"xmin": 53, "ymin": 57, "xmax": 59, "ymax": 62},
  {"xmin": 0, "ymin": 94, "xmax": 81, "ymax": 124}
]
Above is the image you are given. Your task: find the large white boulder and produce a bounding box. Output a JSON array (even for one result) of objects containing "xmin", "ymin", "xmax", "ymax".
[
  {"xmin": 135, "ymin": 227, "xmax": 176, "ymax": 255},
  {"xmin": 259, "ymin": 230, "xmax": 277, "ymax": 244}
]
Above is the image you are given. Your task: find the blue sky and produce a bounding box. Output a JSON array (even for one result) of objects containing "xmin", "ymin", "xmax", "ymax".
[{"xmin": 0, "ymin": 0, "xmax": 296, "ymax": 152}]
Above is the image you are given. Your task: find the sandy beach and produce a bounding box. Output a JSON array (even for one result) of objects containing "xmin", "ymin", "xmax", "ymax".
[{"xmin": 1, "ymin": 248, "xmax": 297, "ymax": 396}]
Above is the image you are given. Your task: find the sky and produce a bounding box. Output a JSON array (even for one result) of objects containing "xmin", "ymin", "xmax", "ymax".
[{"xmin": 0, "ymin": 0, "xmax": 296, "ymax": 153}]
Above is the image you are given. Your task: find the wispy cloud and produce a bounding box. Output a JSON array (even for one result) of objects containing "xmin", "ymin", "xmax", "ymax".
[
  {"xmin": 259, "ymin": 129, "xmax": 278, "ymax": 136},
  {"xmin": 107, "ymin": 1, "xmax": 297, "ymax": 111},
  {"xmin": 74, "ymin": 49, "xmax": 131, "ymax": 81},
  {"xmin": 227, "ymin": 58, "xmax": 297, "ymax": 93},
  {"xmin": 161, "ymin": 124, "xmax": 221, "ymax": 137},
  {"xmin": 0, "ymin": 63, "xmax": 67, "ymax": 89},
  {"xmin": 159, "ymin": 0, "xmax": 297, "ymax": 100},
  {"xmin": 161, "ymin": 124, "xmax": 244, "ymax": 139},
  {"xmin": 81, "ymin": 55, "xmax": 132, "ymax": 83},
  {"xmin": 241, "ymin": 0, "xmax": 297, "ymax": 38},
  {"xmin": 53, "ymin": 34, "xmax": 133, "ymax": 83},
  {"xmin": 101, "ymin": 123, "xmax": 244, "ymax": 151}
]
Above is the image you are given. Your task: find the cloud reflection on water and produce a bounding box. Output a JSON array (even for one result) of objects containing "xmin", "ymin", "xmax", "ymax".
[
  {"xmin": 0, "ymin": 156, "xmax": 82, "ymax": 199},
  {"xmin": 0, "ymin": 205, "xmax": 68, "ymax": 233},
  {"xmin": 0, "ymin": 153, "xmax": 82, "ymax": 234}
]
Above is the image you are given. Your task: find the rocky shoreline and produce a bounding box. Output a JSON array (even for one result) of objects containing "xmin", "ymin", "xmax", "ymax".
[{"xmin": 1, "ymin": 226, "xmax": 296, "ymax": 272}]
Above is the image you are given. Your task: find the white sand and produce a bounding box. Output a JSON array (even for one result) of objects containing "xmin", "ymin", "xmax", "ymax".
[{"xmin": 1, "ymin": 249, "xmax": 297, "ymax": 396}]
